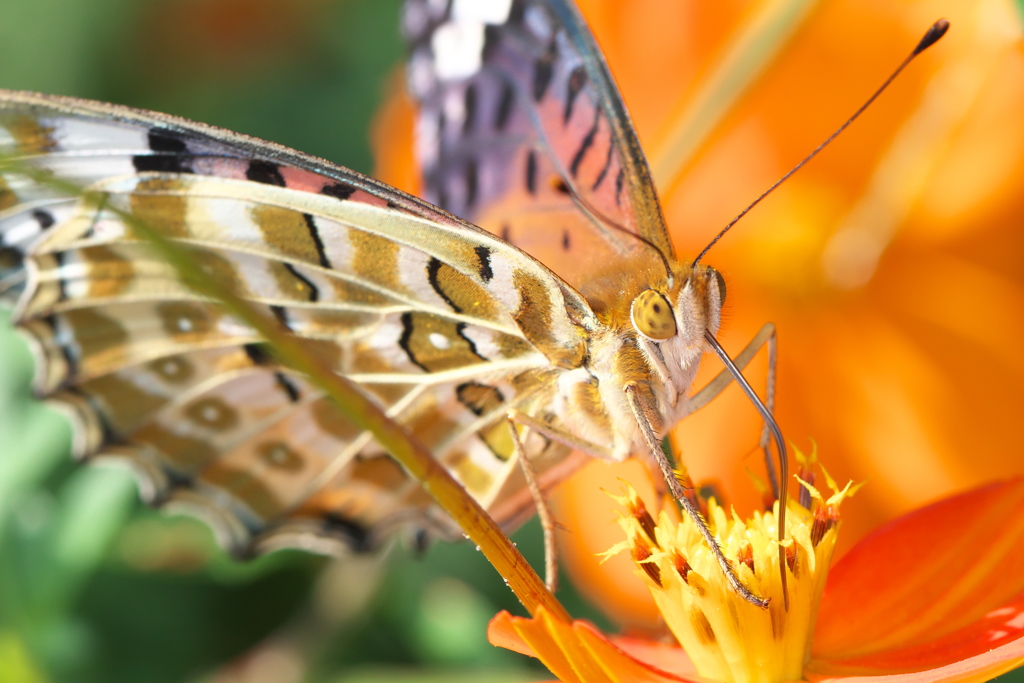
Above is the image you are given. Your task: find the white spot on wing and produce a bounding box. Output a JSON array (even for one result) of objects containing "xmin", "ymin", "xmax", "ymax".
[
  {"xmin": 43, "ymin": 156, "xmax": 137, "ymax": 187},
  {"xmin": 431, "ymin": 21, "xmax": 485, "ymax": 80},
  {"xmin": 524, "ymin": 5, "xmax": 553, "ymax": 42},
  {"xmin": 408, "ymin": 49, "xmax": 436, "ymax": 98},
  {"xmin": 160, "ymin": 360, "xmax": 181, "ymax": 378},
  {"xmin": 452, "ymin": 0, "xmax": 512, "ymax": 24},
  {"xmin": 59, "ymin": 252, "xmax": 89, "ymax": 299},
  {"xmin": 197, "ymin": 196, "xmax": 263, "ymax": 247},
  {"xmin": 485, "ymin": 247, "xmax": 521, "ymax": 313},
  {"xmin": 48, "ymin": 118, "xmax": 150, "ymax": 152},
  {"xmin": 428, "ymin": 332, "xmax": 451, "ymax": 349},
  {"xmin": 89, "ymin": 214, "xmax": 127, "ymax": 242}
]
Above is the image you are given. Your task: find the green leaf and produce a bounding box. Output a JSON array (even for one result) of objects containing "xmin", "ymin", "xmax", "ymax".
[{"xmin": 52, "ymin": 465, "xmax": 136, "ymax": 581}]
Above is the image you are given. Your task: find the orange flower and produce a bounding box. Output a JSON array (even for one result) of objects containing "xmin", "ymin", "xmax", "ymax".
[{"xmin": 488, "ymin": 474, "xmax": 1024, "ymax": 683}]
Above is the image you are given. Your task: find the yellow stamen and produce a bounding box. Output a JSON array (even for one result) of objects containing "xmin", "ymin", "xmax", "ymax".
[{"xmin": 607, "ymin": 459, "xmax": 859, "ymax": 683}]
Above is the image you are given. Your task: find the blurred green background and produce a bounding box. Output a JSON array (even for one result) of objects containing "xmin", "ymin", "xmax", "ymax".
[{"xmin": 0, "ymin": 1, "xmax": 607, "ymax": 681}]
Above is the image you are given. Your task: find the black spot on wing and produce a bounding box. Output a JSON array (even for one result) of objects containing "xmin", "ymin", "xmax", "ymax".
[
  {"xmin": 570, "ymin": 108, "xmax": 601, "ymax": 178},
  {"xmin": 133, "ymin": 130, "xmax": 193, "ymax": 173},
  {"xmin": 533, "ymin": 54, "xmax": 555, "ymax": 101},
  {"xmin": 270, "ymin": 305, "xmax": 291, "ymax": 329},
  {"xmin": 592, "ymin": 136, "xmax": 614, "ymax": 191},
  {"xmin": 246, "ymin": 160, "xmax": 286, "ymax": 186},
  {"xmin": 0, "ymin": 246, "xmax": 22, "ymax": 271},
  {"xmin": 399, "ymin": 312, "xmax": 428, "ymax": 372},
  {"xmin": 564, "ymin": 66, "xmax": 587, "ymax": 125},
  {"xmin": 244, "ymin": 343, "xmax": 274, "ymax": 365},
  {"xmin": 473, "ymin": 245, "xmax": 493, "ymax": 283},
  {"xmin": 274, "ymin": 371, "xmax": 301, "ymax": 403},
  {"xmin": 494, "ymin": 81, "xmax": 515, "ymax": 131},
  {"xmin": 464, "ymin": 159, "xmax": 478, "ymax": 210},
  {"xmin": 412, "ymin": 527, "xmax": 431, "ymax": 556},
  {"xmin": 302, "ymin": 214, "xmax": 332, "ymax": 269},
  {"xmin": 562, "ymin": 229, "xmax": 570, "ymax": 251},
  {"xmin": 32, "ymin": 209, "xmax": 55, "ymax": 230},
  {"xmin": 322, "ymin": 513, "xmax": 373, "ymax": 553},
  {"xmin": 456, "ymin": 322, "xmax": 487, "ymax": 362},
  {"xmin": 427, "ymin": 257, "xmax": 462, "ymax": 313},
  {"xmin": 615, "ymin": 168, "xmax": 625, "ymax": 206},
  {"xmin": 455, "ymin": 382, "xmax": 506, "ymax": 416},
  {"xmin": 463, "ymin": 83, "xmax": 477, "ymax": 134},
  {"xmin": 147, "ymin": 130, "xmax": 188, "ymax": 154},
  {"xmin": 507, "ymin": 0, "xmax": 525, "ymax": 24},
  {"xmin": 283, "ymin": 262, "xmax": 320, "ymax": 302},
  {"xmin": 525, "ymin": 150, "xmax": 537, "ymax": 195},
  {"xmin": 53, "ymin": 250, "xmax": 67, "ymax": 303},
  {"xmin": 483, "ymin": 23, "xmax": 503, "ymax": 61},
  {"xmin": 321, "ymin": 183, "xmax": 356, "ymax": 200}
]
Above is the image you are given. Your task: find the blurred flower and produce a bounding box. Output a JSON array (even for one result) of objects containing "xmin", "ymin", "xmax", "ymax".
[
  {"xmin": 374, "ymin": 0, "xmax": 1024, "ymax": 627},
  {"xmin": 654, "ymin": 0, "xmax": 1024, "ymax": 549},
  {"xmin": 552, "ymin": 0, "xmax": 1024, "ymax": 628},
  {"xmin": 489, "ymin": 475, "xmax": 1024, "ymax": 683}
]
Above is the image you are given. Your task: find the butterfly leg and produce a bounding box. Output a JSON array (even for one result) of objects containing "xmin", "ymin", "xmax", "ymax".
[
  {"xmin": 688, "ymin": 323, "xmax": 779, "ymax": 497},
  {"xmin": 508, "ymin": 420, "xmax": 559, "ymax": 593},
  {"xmin": 503, "ymin": 410, "xmax": 616, "ymax": 594},
  {"xmin": 506, "ymin": 409, "xmax": 615, "ymax": 460},
  {"xmin": 624, "ymin": 382, "xmax": 769, "ymax": 609}
]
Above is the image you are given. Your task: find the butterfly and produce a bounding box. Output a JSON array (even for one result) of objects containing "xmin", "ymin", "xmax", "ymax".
[{"xmin": 0, "ymin": 0, "xmax": 775, "ymax": 568}]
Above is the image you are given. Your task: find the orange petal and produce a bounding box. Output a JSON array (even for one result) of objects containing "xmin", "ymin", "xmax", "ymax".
[
  {"xmin": 814, "ymin": 478, "xmax": 1024, "ymax": 660},
  {"xmin": 370, "ymin": 67, "xmax": 421, "ymax": 197},
  {"xmin": 807, "ymin": 591, "xmax": 1024, "ymax": 679},
  {"xmin": 551, "ymin": 459, "xmax": 665, "ymax": 629},
  {"xmin": 487, "ymin": 608, "xmax": 699, "ymax": 683},
  {"xmin": 488, "ymin": 610, "xmax": 538, "ymax": 658}
]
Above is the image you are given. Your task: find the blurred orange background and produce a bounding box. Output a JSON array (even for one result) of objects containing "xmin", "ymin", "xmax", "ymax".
[{"xmin": 375, "ymin": 0, "xmax": 1024, "ymax": 629}]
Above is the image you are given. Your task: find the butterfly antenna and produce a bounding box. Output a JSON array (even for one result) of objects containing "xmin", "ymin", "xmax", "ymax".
[
  {"xmin": 555, "ymin": 176, "xmax": 676, "ymax": 284},
  {"xmin": 691, "ymin": 19, "xmax": 950, "ymax": 268}
]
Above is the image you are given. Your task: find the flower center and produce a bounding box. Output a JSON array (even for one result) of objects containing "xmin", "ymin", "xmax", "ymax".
[{"xmin": 606, "ymin": 459, "xmax": 858, "ymax": 683}]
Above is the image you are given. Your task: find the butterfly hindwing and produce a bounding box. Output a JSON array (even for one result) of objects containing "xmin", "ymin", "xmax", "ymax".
[
  {"xmin": 404, "ymin": 0, "xmax": 673, "ymax": 295},
  {"xmin": 0, "ymin": 90, "xmax": 595, "ymax": 556}
]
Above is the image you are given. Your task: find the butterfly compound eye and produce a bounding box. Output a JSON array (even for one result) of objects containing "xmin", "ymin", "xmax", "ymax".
[
  {"xmin": 707, "ymin": 267, "xmax": 726, "ymax": 305},
  {"xmin": 631, "ymin": 289, "xmax": 677, "ymax": 340}
]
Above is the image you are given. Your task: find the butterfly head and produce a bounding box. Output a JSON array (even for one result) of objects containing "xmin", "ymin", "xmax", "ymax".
[{"xmin": 629, "ymin": 264, "xmax": 726, "ymax": 350}]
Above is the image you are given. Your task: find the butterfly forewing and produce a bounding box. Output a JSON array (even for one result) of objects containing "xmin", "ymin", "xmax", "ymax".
[
  {"xmin": 404, "ymin": 0, "xmax": 674, "ymax": 295},
  {"xmin": 0, "ymin": 0, "xmax": 708, "ymax": 563},
  {"xmin": 0, "ymin": 91, "xmax": 595, "ymax": 556}
]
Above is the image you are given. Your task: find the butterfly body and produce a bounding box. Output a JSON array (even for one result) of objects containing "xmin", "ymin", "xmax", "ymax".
[{"xmin": 549, "ymin": 258, "xmax": 721, "ymax": 456}]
